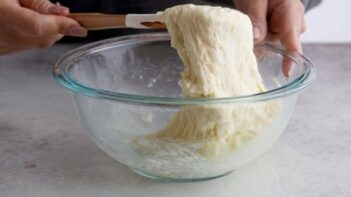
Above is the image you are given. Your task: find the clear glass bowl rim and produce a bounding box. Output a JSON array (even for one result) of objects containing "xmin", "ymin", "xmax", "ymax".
[{"xmin": 53, "ymin": 33, "xmax": 316, "ymax": 106}]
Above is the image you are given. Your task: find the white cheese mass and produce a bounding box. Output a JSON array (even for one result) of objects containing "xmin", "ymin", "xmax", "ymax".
[{"xmin": 133, "ymin": 4, "xmax": 280, "ymax": 157}]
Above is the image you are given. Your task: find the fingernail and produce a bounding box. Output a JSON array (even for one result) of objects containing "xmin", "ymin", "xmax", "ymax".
[
  {"xmin": 67, "ymin": 25, "xmax": 88, "ymax": 37},
  {"xmin": 253, "ymin": 27, "xmax": 260, "ymax": 39},
  {"xmin": 288, "ymin": 69, "xmax": 292, "ymax": 78},
  {"xmin": 49, "ymin": 5, "xmax": 69, "ymax": 15}
]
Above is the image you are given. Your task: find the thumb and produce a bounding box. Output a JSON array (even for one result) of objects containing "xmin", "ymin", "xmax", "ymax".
[
  {"xmin": 236, "ymin": 0, "xmax": 268, "ymax": 44},
  {"xmin": 20, "ymin": 0, "xmax": 69, "ymax": 15}
]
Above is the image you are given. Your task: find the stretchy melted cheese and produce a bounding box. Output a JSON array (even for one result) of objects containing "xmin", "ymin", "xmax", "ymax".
[{"xmin": 134, "ymin": 4, "xmax": 280, "ymax": 157}]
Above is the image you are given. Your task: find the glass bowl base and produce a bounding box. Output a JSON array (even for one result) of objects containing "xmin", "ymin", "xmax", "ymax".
[{"xmin": 130, "ymin": 168, "xmax": 234, "ymax": 182}]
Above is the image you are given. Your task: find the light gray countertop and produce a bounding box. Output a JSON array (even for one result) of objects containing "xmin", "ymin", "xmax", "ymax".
[{"xmin": 0, "ymin": 44, "xmax": 350, "ymax": 197}]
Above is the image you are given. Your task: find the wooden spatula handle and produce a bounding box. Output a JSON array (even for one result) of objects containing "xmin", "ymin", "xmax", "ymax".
[{"xmin": 69, "ymin": 13, "xmax": 126, "ymax": 30}]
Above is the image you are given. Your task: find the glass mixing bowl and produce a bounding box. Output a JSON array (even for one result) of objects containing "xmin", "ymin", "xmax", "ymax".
[{"xmin": 53, "ymin": 33, "xmax": 315, "ymax": 182}]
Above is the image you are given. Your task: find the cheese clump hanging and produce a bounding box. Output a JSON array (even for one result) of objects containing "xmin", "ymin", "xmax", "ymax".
[{"xmin": 135, "ymin": 4, "xmax": 280, "ymax": 157}]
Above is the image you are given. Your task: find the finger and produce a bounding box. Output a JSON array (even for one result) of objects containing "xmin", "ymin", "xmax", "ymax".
[
  {"xmin": 48, "ymin": 4, "xmax": 70, "ymax": 15},
  {"xmin": 39, "ymin": 15, "xmax": 88, "ymax": 37},
  {"xmin": 8, "ymin": 6, "xmax": 87, "ymax": 37},
  {"xmin": 235, "ymin": 0, "xmax": 268, "ymax": 44},
  {"xmin": 267, "ymin": 0, "xmax": 305, "ymax": 77},
  {"xmin": 280, "ymin": 31, "xmax": 302, "ymax": 77},
  {"xmin": 20, "ymin": 0, "xmax": 69, "ymax": 15},
  {"xmin": 269, "ymin": 0, "xmax": 305, "ymax": 35}
]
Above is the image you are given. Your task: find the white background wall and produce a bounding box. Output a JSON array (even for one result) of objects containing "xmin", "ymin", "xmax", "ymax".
[{"xmin": 301, "ymin": 0, "xmax": 351, "ymax": 43}]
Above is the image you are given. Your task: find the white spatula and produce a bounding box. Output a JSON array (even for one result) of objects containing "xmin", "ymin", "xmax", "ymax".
[{"xmin": 69, "ymin": 13, "xmax": 166, "ymax": 30}]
